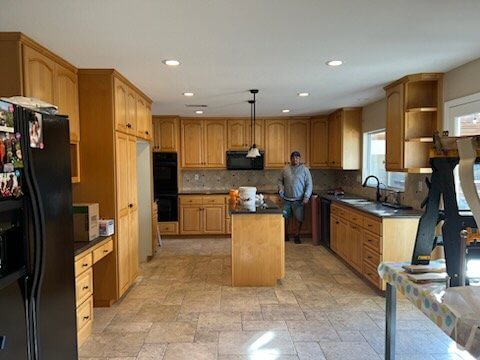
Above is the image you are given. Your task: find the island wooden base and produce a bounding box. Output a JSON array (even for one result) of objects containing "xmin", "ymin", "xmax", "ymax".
[{"xmin": 231, "ymin": 214, "xmax": 285, "ymax": 286}]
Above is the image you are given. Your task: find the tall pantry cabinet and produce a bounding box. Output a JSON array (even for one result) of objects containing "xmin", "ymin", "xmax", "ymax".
[{"xmin": 73, "ymin": 69, "xmax": 152, "ymax": 304}]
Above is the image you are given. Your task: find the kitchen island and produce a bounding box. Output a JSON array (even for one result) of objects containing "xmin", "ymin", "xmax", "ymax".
[{"xmin": 229, "ymin": 199, "xmax": 285, "ymax": 286}]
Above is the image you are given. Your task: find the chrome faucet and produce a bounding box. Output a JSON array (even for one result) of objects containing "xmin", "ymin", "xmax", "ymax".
[{"xmin": 362, "ymin": 175, "xmax": 381, "ymax": 203}]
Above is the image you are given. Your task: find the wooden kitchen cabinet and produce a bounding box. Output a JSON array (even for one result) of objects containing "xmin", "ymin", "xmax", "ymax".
[
  {"xmin": 136, "ymin": 94, "xmax": 152, "ymax": 140},
  {"xmin": 153, "ymin": 116, "xmax": 180, "ymax": 152},
  {"xmin": 265, "ymin": 118, "xmax": 310, "ymax": 168},
  {"xmin": 310, "ymin": 116, "xmax": 329, "ymax": 168},
  {"xmin": 181, "ymin": 119, "xmax": 227, "ymax": 168},
  {"xmin": 227, "ymin": 118, "xmax": 265, "ymax": 150},
  {"xmin": 74, "ymin": 69, "xmax": 151, "ymax": 304},
  {"xmin": 330, "ymin": 202, "xmax": 419, "ymax": 290},
  {"xmin": 179, "ymin": 195, "xmax": 225, "ymax": 234},
  {"xmin": 384, "ymin": 73, "xmax": 443, "ymax": 173},
  {"xmin": 327, "ymin": 108, "xmax": 362, "ymax": 169},
  {"xmin": 0, "ymin": 33, "xmax": 81, "ymax": 181}
]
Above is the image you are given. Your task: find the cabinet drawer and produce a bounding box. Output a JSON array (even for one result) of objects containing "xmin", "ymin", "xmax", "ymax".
[
  {"xmin": 363, "ymin": 260, "xmax": 382, "ymax": 289},
  {"xmin": 337, "ymin": 207, "xmax": 348, "ymax": 219},
  {"xmin": 74, "ymin": 252, "xmax": 92, "ymax": 277},
  {"xmin": 331, "ymin": 205, "xmax": 339, "ymax": 216},
  {"xmin": 202, "ymin": 196, "xmax": 224, "ymax": 204},
  {"xmin": 76, "ymin": 295, "xmax": 93, "ymax": 332},
  {"xmin": 363, "ymin": 245, "xmax": 382, "ymax": 268},
  {"xmin": 363, "ymin": 216, "xmax": 382, "ymax": 235},
  {"xmin": 75, "ymin": 268, "xmax": 93, "ymax": 306},
  {"xmin": 158, "ymin": 221, "xmax": 179, "ymax": 235},
  {"xmin": 93, "ymin": 239, "xmax": 113, "ymax": 264},
  {"xmin": 347, "ymin": 211, "xmax": 363, "ymax": 227},
  {"xmin": 180, "ymin": 196, "xmax": 202, "ymax": 205},
  {"xmin": 363, "ymin": 231, "xmax": 382, "ymax": 253}
]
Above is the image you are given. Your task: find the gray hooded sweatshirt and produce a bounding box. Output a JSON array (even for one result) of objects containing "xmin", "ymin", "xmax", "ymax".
[{"xmin": 278, "ymin": 164, "xmax": 313, "ymax": 201}]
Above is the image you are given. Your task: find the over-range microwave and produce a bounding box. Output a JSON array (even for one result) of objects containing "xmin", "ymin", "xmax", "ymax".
[{"xmin": 226, "ymin": 151, "xmax": 264, "ymax": 170}]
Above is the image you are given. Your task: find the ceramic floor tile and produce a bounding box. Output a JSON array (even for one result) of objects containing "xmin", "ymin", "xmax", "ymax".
[
  {"xmin": 144, "ymin": 321, "xmax": 197, "ymax": 343},
  {"xmin": 261, "ymin": 304, "xmax": 306, "ymax": 321},
  {"xmin": 78, "ymin": 333, "xmax": 146, "ymax": 358},
  {"xmin": 325, "ymin": 311, "xmax": 380, "ymax": 331},
  {"xmin": 218, "ymin": 330, "xmax": 296, "ymax": 355},
  {"xmin": 136, "ymin": 343, "xmax": 167, "ymax": 360},
  {"xmin": 197, "ymin": 312, "xmax": 242, "ymax": 331},
  {"xmin": 242, "ymin": 320, "xmax": 288, "ymax": 331},
  {"xmin": 163, "ymin": 342, "xmax": 217, "ymax": 360},
  {"xmin": 294, "ymin": 341, "xmax": 327, "ymax": 360},
  {"xmin": 286, "ymin": 320, "xmax": 340, "ymax": 342},
  {"xmin": 319, "ymin": 341, "xmax": 380, "ymax": 360}
]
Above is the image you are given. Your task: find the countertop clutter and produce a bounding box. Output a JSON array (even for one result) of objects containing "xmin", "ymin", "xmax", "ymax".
[
  {"xmin": 321, "ymin": 193, "xmax": 423, "ymax": 218},
  {"xmin": 228, "ymin": 198, "xmax": 283, "ymax": 215}
]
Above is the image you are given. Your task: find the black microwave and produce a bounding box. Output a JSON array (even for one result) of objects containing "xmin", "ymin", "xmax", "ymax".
[{"xmin": 226, "ymin": 151, "xmax": 264, "ymax": 170}]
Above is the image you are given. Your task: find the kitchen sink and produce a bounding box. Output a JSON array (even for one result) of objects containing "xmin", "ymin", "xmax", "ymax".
[
  {"xmin": 342, "ymin": 199, "xmax": 375, "ymax": 206},
  {"xmin": 381, "ymin": 202, "xmax": 412, "ymax": 210}
]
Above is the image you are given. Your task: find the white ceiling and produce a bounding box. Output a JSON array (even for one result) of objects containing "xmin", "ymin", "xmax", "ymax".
[{"xmin": 1, "ymin": 0, "xmax": 480, "ymax": 117}]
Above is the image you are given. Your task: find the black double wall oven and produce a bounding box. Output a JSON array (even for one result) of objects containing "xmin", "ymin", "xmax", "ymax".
[{"xmin": 153, "ymin": 152, "xmax": 178, "ymax": 222}]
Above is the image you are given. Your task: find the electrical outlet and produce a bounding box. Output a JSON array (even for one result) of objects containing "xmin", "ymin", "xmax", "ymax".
[
  {"xmin": 194, "ymin": 174, "xmax": 199, "ymax": 181},
  {"xmin": 417, "ymin": 181, "xmax": 423, "ymax": 192}
]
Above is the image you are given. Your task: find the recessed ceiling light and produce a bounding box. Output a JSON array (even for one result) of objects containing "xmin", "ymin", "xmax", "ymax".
[
  {"xmin": 298, "ymin": 92, "xmax": 309, "ymax": 97},
  {"xmin": 162, "ymin": 59, "xmax": 181, "ymax": 66},
  {"xmin": 195, "ymin": 110, "xmax": 204, "ymax": 114},
  {"xmin": 326, "ymin": 60, "xmax": 343, "ymax": 67},
  {"xmin": 183, "ymin": 92, "xmax": 194, "ymax": 96},
  {"xmin": 282, "ymin": 109, "xmax": 290, "ymax": 113}
]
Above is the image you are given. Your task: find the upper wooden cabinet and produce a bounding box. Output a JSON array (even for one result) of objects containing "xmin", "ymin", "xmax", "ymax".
[
  {"xmin": 0, "ymin": 32, "xmax": 81, "ymax": 181},
  {"xmin": 181, "ymin": 119, "xmax": 226, "ymax": 168},
  {"xmin": 310, "ymin": 116, "xmax": 329, "ymax": 168},
  {"xmin": 153, "ymin": 116, "xmax": 179, "ymax": 152},
  {"xmin": 327, "ymin": 108, "xmax": 362, "ymax": 170},
  {"xmin": 384, "ymin": 73, "xmax": 443, "ymax": 173},
  {"xmin": 227, "ymin": 118, "xmax": 265, "ymax": 150},
  {"xmin": 113, "ymin": 76, "xmax": 151, "ymax": 139},
  {"xmin": 265, "ymin": 118, "xmax": 310, "ymax": 168}
]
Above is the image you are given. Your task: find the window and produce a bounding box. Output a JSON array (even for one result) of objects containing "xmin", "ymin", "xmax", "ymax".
[
  {"xmin": 363, "ymin": 130, "xmax": 406, "ymax": 190},
  {"xmin": 445, "ymin": 93, "xmax": 480, "ymax": 210}
]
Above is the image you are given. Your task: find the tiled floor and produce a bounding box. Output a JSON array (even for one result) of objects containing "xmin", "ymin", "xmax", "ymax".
[{"xmin": 79, "ymin": 238, "xmax": 476, "ymax": 360}]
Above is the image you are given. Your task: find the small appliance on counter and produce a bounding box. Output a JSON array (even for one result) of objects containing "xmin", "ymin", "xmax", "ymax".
[
  {"xmin": 73, "ymin": 203, "xmax": 99, "ymax": 241},
  {"xmin": 99, "ymin": 219, "xmax": 115, "ymax": 236}
]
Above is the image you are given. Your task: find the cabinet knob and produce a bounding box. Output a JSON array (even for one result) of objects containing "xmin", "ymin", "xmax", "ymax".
[
  {"xmin": 82, "ymin": 286, "xmax": 89, "ymax": 290},
  {"xmin": 335, "ymin": 221, "xmax": 339, "ymax": 224},
  {"xmin": 146, "ymin": 131, "xmax": 149, "ymax": 135},
  {"xmin": 83, "ymin": 316, "xmax": 90, "ymax": 321},
  {"xmin": 103, "ymin": 249, "xmax": 109, "ymax": 253},
  {"xmin": 129, "ymin": 203, "xmax": 133, "ymax": 208},
  {"xmin": 82, "ymin": 263, "xmax": 88, "ymax": 267},
  {"xmin": 127, "ymin": 123, "xmax": 132, "ymax": 129}
]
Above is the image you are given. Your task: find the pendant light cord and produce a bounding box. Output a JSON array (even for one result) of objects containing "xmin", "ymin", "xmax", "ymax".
[{"xmin": 253, "ymin": 92, "xmax": 256, "ymax": 146}]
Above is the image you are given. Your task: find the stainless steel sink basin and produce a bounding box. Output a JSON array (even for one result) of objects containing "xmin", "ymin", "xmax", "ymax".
[{"xmin": 342, "ymin": 199, "xmax": 375, "ymax": 206}]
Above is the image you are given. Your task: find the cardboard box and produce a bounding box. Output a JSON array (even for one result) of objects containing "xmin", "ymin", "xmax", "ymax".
[
  {"xmin": 73, "ymin": 203, "xmax": 99, "ymax": 242},
  {"xmin": 99, "ymin": 219, "xmax": 114, "ymax": 236}
]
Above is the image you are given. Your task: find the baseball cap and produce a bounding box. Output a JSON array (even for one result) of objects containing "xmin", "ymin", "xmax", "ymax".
[{"xmin": 290, "ymin": 151, "xmax": 301, "ymax": 158}]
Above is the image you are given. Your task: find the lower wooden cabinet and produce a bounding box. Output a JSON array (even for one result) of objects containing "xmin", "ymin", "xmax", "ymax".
[
  {"xmin": 179, "ymin": 195, "xmax": 225, "ymax": 235},
  {"xmin": 330, "ymin": 203, "xmax": 419, "ymax": 290},
  {"xmin": 158, "ymin": 221, "xmax": 179, "ymax": 235},
  {"xmin": 74, "ymin": 237, "xmax": 113, "ymax": 347}
]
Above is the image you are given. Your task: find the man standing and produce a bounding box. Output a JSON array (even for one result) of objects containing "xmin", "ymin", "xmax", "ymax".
[{"xmin": 278, "ymin": 151, "xmax": 313, "ymax": 244}]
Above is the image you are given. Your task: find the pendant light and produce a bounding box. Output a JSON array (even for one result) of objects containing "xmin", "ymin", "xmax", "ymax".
[{"xmin": 246, "ymin": 89, "xmax": 261, "ymax": 158}]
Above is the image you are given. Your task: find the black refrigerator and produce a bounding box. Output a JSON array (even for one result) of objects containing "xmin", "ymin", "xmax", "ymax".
[{"xmin": 0, "ymin": 101, "xmax": 77, "ymax": 359}]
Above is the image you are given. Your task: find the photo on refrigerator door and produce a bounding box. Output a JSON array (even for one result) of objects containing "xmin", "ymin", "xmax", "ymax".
[
  {"xmin": 0, "ymin": 132, "xmax": 23, "ymax": 170},
  {"xmin": 29, "ymin": 112, "xmax": 43, "ymax": 149},
  {"xmin": 0, "ymin": 101, "xmax": 15, "ymax": 133},
  {"xmin": 0, "ymin": 171, "xmax": 21, "ymax": 198}
]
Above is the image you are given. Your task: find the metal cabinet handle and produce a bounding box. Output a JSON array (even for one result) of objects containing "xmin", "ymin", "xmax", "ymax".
[
  {"xmin": 103, "ymin": 249, "xmax": 109, "ymax": 253},
  {"xmin": 82, "ymin": 263, "xmax": 89, "ymax": 267},
  {"xmin": 83, "ymin": 316, "xmax": 90, "ymax": 320},
  {"xmin": 82, "ymin": 286, "xmax": 89, "ymax": 290}
]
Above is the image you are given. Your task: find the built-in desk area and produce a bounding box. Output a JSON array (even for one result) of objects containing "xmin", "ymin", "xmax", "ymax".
[
  {"xmin": 74, "ymin": 236, "xmax": 113, "ymax": 346},
  {"xmin": 229, "ymin": 199, "xmax": 284, "ymax": 287}
]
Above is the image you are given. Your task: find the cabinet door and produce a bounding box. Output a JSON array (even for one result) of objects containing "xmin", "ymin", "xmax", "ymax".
[
  {"xmin": 115, "ymin": 132, "xmax": 130, "ymax": 216},
  {"xmin": 181, "ymin": 120, "xmax": 203, "ymax": 167},
  {"xmin": 287, "ymin": 119, "xmax": 310, "ymax": 166},
  {"xmin": 180, "ymin": 206, "xmax": 202, "ymax": 234},
  {"xmin": 129, "ymin": 208, "xmax": 139, "ymax": 283},
  {"xmin": 330, "ymin": 214, "xmax": 339, "ymax": 252},
  {"xmin": 348, "ymin": 223, "xmax": 363, "ymax": 272},
  {"xmin": 145, "ymin": 104, "xmax": 152, "ymax": 141},
  {"xmin": 227, "ymin": 119, "xmax": 248, "ymax": 150},
  {"xmin": 204, "ymin": 120, "xmax": 226, "ymax": 168},
  {"xmin": 136, "ymin": 95, "xmax": 147, "ymax": 139},
  {"xmin": 117, "ymin": 212, "xmax": 130, "ymax": 297},
  {"xmin": 128, "ymin": 136, "xmax": 138, "ymax": 210},
  {"xmin": 310, "ymin": 118, "xmax": 328, "ymax": 167},
  {"xmin": 154, "ymin": 118, "xmax": 178, "ymax": 152},
  {"xmin": 203, "ymin": 205, "xmax": 225, "ymax": 234},
  {"xmin": 337, "ymin": 218, "xmax": 349, "ymax": 260},
  {"xmin": 126, "ymin": 87, "xmax": 137, "ymax": 135},
  {"xmin": 247, "ymin": 119, "xmax": 265, "ymax": 150},
  {"xmin": 114, "ymin": 78, "xmax": 128, "ymax": 133},
  {"xmin": 386, "ymin": 83, "xmax": 404, "ymax": 171},
  {"xmin": 55, "ymin": 64, "xmax": 80, "ymax": 142},
  {"xmin": 328, "ymin": 112, "xmax": 341, "ymax": 168},
  {"xmin": 22, "ymin": 45, "xmax": 55, "ymax": 104},
  {"xmin": 265, "ymin": 119, "xmax": 287, "ymax": 168}
]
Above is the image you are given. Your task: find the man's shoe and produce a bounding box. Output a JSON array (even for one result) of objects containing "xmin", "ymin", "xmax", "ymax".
[{"xmin": 294, "ymin": 235, "xmax": 301, "ymax": 244}]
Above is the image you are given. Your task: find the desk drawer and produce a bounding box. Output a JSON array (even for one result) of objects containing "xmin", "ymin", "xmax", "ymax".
[
  {"xmin": 363, "ymin": 231, "xmax": 382, "ymax": 253},
  {"xmin": 202, "ymin": 196, "xmax": 224, "ymax": 204},
  {"xmin": 76, "ymin": 295, "xmax": 93, "ymax": 332},
  {"xmin": 347, "ymin": 211, "xmax": 363, "ymax": 227},
  {"xmin": 180, "ymin": 196, "xmax": 202, "ymax": 205},
  {"xmin": 74, "ymin": 252, "xmax": 92, "ymax": 277},
  {"xmin": 93, "ymin": 239, "xmax": 113, "ymax": 264},
  {"xmin": 158, "ymin": 221, "xmax": 178, "ymax": 235},
  {"xmin": 363, "ymin": 245, "xmax": 382, "ymax": 268},
  {"xmin": 75, "ymin": 268, "xmax": 93, "ymax": 306},
  {"xmin": 363, "ymin": 216, "xmax": 382, "ymax": 235}
]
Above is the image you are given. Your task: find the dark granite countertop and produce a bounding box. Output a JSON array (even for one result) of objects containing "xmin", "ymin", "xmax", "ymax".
[
  {"xmin": 179, "ymin": 188, "xmax": 325, "ymax": 195},
  {"xmin": 74, "ymin": 236, "xmax": 112, "ymax": 256},
  {"xmin": 229, "ymin": 198, "xmax": 283, "ymax": 215},
  {"xmin": 320, "ymin": 193, "xmax": 423, "ymax": 218}
]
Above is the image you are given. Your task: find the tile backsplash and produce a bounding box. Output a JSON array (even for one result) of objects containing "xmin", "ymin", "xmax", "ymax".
[{"xmin": 181, "ymin": 169, "xmax": 337, "ymax": 193}]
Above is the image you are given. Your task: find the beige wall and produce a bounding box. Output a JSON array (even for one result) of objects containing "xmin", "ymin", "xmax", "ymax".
[
  {"xmin": 362, "ymin": 98, "xmax": 386, "ymax": 133},
  {"xmin": 444, "ymin": 57, "xmax": 480, "ymax": 102}
]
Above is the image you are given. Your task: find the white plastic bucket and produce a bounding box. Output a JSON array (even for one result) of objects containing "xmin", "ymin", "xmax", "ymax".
[{"xmin": 238, "ymin": 186, "xmax": 257, "ymax": 204}]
